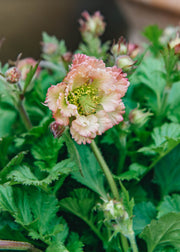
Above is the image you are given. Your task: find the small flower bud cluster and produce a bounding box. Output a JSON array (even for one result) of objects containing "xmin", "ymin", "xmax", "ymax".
[
  {"xmin": 79, "ymin": 11, "xmax": 106, "ymax": 37},
  {"xmin": 98, "ymin": 198, "xmax": 134, "ymax": 239},
  {"xmin": 103, "ymin": 199, "xmax": 129, "ymax": 221},
  {"xmin": 5, "ymin": 67, "xmax": 21, "ymax": 84},
  {"xmin": 111, "ymin": 37, "xmax": 139, "ymax": 72}
]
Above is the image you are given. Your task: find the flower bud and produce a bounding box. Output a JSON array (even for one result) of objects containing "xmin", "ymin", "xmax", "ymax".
[
  {"xmin": 62, "ymin": 52, "xmax": 73, "ymax": 63},
  {"xmin": 79, "ymin": 11, "xmax": 106, "ymax": 37},
  {"xmin": 111, "ymin": 37, "xmax": 139, "ymax": 59},
  {"xmin": 42, "ymin": 42, "xmax": 58, "ymax": 55},
  {"xmin": 111, "ymin": 37, "xmax": 127, "ymax": 57},
  {"xmin": 17, "ymin": 58, "xmax": 40, "ymax": 80},
  {"xmin": 103, "ymin": 200, "xmax": 129, "ymax": 221},
  {"xmin": 50, "ymin": 121, "xmax": 65, "ymax": 138},
  {"xmin": 129, "ymin": 107, "xmax": 153, "ymax": 127},
  {"xmin": 5, "ymin": 67, "xmax": 21, "ymax": 83},
  {"xmin": 168, "ymin": 33, "xmax": 180, "ymax": 54},
  {"xmin": 116, "ymin": 55, "xmax": 135, "ymax": 71},
  {"xmin": 128, "ymin": 43, "xmax": 139, "ymax": 58}
]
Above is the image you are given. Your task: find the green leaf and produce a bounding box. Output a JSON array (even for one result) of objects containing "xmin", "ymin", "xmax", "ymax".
[
  {"xmin": 0, "ymin": 185, "xmax": 17, "ymax": 213},
  {"xmin": 59, "ymin": 188, "xmax": 105, "ymax": 244},
  {"xmin": 143, "ymin": 25, "xmax": 163, "ymax": 44},
  {"xmin": 114, "ymin": 163, "xmax": 148, "ymax": 181},
  {"xmin": 157, "ymin": 194, "xmax": 180, "ymax": 218},
  {"xmin": 138, "ymin": 123, "xmax": 180, "ymax": 156},
  {"xmin": 24, "ymin": 62, "xmax": 40, "ymax": 92},
  {"xmin": 133, "ymin": 201, "xmax": 156, "ymax": 235},
  {"xmin": 0, "ymin": 185, "xmax": 69, "ymax": 244},
  {"xmin": 8, "ymin": 159, "xmax": 76, "ymax": 186},
  {"xmin": 130, "ymin": 56, "xmax": 166, "ymax": 97},
  {"xmin": 60, "ymin": 188, "xmax": 96, "ymax": 221},
  {"xmin": 0, "ymin": 136, "xmax": 13, "ymax": 168},
  {"xmin": 120, "ymin": 181, "xmax": 134, "ymax": 217},
  {"xmin": 64, "ymin": 131, "xmax": 107, "ymax": 199},
  {"xmin": 152, "ymin": 123, "xmax": 180, "ymax": 147},
  {"xmin": 167, "ymin": 81, "xmax": 180, "ymax": 123},
  {"xmin": 140, "ymin": 212, "xmax": 180, "ymax": 252},
  {"xmin": 154, "ymin": 144, "xmax": 180, "ymax": 195},
  {"xmin": 46, "ymin": 241, "xmax": 68, "ymax": 252},
  {"xmin": 142, "ymin": 25, "xmax": 163, "ymax": 55},
  {"xmin": 71, "ymin": 144, "xmax": 107, "ymax": 199},
  {"xmin": 66, "ymin": 232, "xmax": 84, "ymax": 252},
  {"xmin": 31, "ymin": 134, "xmax": 64, "ymax": 170},
  {"xmin": 0, "ymin": 151, "xmax": 26, "ymax": 183},
  {"xmin": 0, "ymin": 107, "xmax": 17, "ymax": 137}
]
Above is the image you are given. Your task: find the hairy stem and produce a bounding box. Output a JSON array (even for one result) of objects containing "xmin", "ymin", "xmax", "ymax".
[
  {"xmin": 17, "ymin": 100, "xmax": 32, "ymax": 130},
  {"xmin": 0, "ymin": 240, "xmax": 42, "ymax": 252},
  {"xmin": 90, "ymin": 140, "xmax": 119, "ymax": 200}
]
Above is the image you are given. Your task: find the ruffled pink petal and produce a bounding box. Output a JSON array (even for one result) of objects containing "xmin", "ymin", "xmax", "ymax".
[
  {"xmin": 107, "ymin": 102, "xmax": 125, "ymax": 125},
  {"xmin": 106, "ymin": 66, "xmax": 130, "ymax": 96},
  {"xmin": 71, "ymin": 115, "xmax": 99, "ymax": 137},
  {"xmin": 100, "ymin": 92, "xmax": 121, "ymax": 112},
  {"xmin": 71, "ymin": 54, "xmax": 105, "ymax": 70},
  {"xmin": 70, "ymin": 127, "xmax": 95, "ymax": 144},
  {"xmin": 96, "ymin": 111, "xmax": 113, "ymax": 135},
  {"xmin": 53, "ymin": 110, "xmax": 69, "ymax": 126},
  {"xmin": 45, "ymin": 83, "xmax": 66, "ymax": 112}
]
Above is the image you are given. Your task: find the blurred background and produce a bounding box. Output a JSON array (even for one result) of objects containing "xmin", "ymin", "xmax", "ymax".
[{"xmin": 0, "ymin": 0, "xmax": 180, "ymax": 64}]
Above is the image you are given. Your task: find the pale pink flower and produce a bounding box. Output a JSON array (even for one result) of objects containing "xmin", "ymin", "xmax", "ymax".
[
  {"xmin": 17, "ymin": 58, "xmax": 40, "ymax": 80},
  {"xmin": 45, "ymin": 53, "xmax": 129, "ymax": 144}
]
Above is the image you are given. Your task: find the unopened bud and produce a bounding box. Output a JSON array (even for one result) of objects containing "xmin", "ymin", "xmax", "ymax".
[
  {"xmin": 111, "ymin": 37, "xmax": 127, "ymax": 57},
  {"xmin": 42, "ymin": 42, "xmax": 57, "ymax": 55},
  {"xmin": 50, "ymin": 121, "xmax": 65, "ymax": 138},
  {"xmin": 116, "ymin": 55, "xmax": 135, "ymax": 71},
  {"xmin": 62, "ymin": 52, "xmax": 73, "ymax": 62},
  {"xmin": 17, "ymin": 58, "xmax": 40, "ymax": 80},
  {"xmin": 169, "ymin": 33, "xmax": 180, "ymax": 54},
  {"xmin": 79, "ymin": 11, "xmax": 106, "ymax": 37},
  {"xmin": 129, "ymin": 107, "xmax": 153, "ymax": 127},
  {"xmin": 5, "ymin": 67, "xmax": 21, "ymax": 83},
  {"xmin": 128, "ymin": 43, "xmax": 139, "ymax": 58}
]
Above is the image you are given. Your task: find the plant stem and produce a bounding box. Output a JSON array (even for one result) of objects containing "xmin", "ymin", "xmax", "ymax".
[
  {"xmin": 17, "ymin": 100, "xmax": 32, "ymax": 130},
  {"xmin": 0, "ymin": 240, "xmax": 42, "ymax": 252},
  {"xmin": 128, "ymin": 233, "xmax": 139, "ymax": 252},
  {"xmin": 90, "ymin": 140, "xmax": 120, "ymax": 200},
  {"xmin": 121, "ymin": 234, "xmax": 129, "ymax": 252}
]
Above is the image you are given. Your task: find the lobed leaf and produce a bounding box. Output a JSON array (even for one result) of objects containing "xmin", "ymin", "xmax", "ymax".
[{"xmin": 140, "ymin": 212, "xmax": 180, "ymax": 252}]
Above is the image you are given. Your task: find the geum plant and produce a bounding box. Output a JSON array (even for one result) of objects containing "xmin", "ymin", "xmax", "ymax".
[{"xmin": 0, "ymin": 10, "xmax": 180, "ymax": 252}]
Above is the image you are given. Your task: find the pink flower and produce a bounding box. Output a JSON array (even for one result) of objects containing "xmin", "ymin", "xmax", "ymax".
[
  {"xmin": 79, "ymin": 11, "xmax": 106, "ymax": 37},
  {"xmin": 17, "ymin": 58, "xmax": 40, "ymax": 80},
  {"xmin": 45, "ymin": 54, "xmax": 129, "ymax": 144}
]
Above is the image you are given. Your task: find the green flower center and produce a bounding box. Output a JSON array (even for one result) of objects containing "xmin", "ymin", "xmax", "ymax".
[{"xmin": 68, "ymin": 82, "xmax": 100, "ymax": 116}]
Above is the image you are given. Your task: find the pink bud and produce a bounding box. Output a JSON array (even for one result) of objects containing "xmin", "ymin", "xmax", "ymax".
[
  {"xmin": 42, "ymin": 42, "xmax": 57, "ymax": 55},
  {"xmin": 116, "ymin": 55, "xmax": 135, "ymax": 71},
  {"xmin": 79, "ymin": 11, "xmax": 106, "ymax": 37},
  {"xmin": 5, "ymin": 67, "xmax": 21, "ymax": 83},
  {"xmin": 50, "ymin": 121, "xmax": 65, "ymax": 138},
  {"xmin": 169, "ymin": 33, "xmax": 180, "ymax": 54}
]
